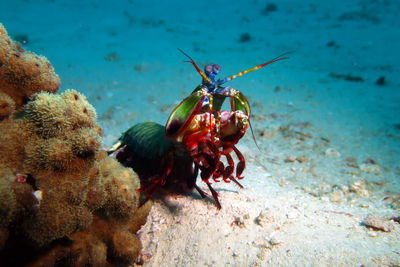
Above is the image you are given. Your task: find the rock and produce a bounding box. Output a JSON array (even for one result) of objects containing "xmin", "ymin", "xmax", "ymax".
[
  {"xmin": 362, "ymin": 215, "xmax": 394, "ymax": 232},
  {"xmin": 325, "ymin": 148, "xmax": 341, "ymax": 157},
  {"xmin": 284, "ymin": 156, "xmax": 296, "ymax": 163}
]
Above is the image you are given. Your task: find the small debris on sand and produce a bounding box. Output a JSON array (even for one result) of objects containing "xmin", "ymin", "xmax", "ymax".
[
  {"xmin": 261, "ymin": 3, "xmax": 278, "ymax": 15},
  {"xmin": 329, "ymin": 72, "xmax": 364, "ymax": 82},
  {"xmin": 284, "ymin": 156, "xmax": 296, "ymax": 163},
  {"xmin": 268, "ymin": 237, "xmax": 281, "ymax": 246},
  {"xmin": 296, "ymin": 155, "xmax": 307, "ymax": 163},
  {"xmin": 325, "ymin": 148, "xmax": 341, "ymax": 157},
  {"xmin": 254, "ymin": 210, "xmax": 274, "ymax": 227},
  {"xmin": 349, "ymin": 180, "xmax": 370, "ymax": 197},
  {"xmin": 359, "ymin": 163, "xmax": 382, "ymax": 174},
  {"xmin": 286, "ymin": 211, "xmax": 299, "ymax": 219},
  {"xmin": 330, "ymin": 190, "xmax": 343, "ymax": 202},
  {"xmin": 238, "ymin": 33, "xmax": 252, "ymax": 43},
  {"xmin": 375, "ymin": 76, "xmax": 386, "ymax": 86},
  {"xmin": 233, "ymin": 214, "xmax": 250, "ymax": 228},
  {"xmin": 104, "ymin": 52, "xmax": 120, "ymax": 61}
]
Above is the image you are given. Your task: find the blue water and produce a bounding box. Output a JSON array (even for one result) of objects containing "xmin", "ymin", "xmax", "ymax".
[{"xmin": 1, "ymin": 0, "xmax": 399, "ymax": 205}]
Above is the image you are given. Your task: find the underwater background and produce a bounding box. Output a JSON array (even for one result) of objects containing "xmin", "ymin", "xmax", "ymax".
[{"xmin": 1, "ymin": 0, "xmax": 399, "ymax": 266}]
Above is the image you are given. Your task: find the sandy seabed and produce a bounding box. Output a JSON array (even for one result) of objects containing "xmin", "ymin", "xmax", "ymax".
[{"xmin": 136, "ymin": 142, "xmax": 399, "ymax": 267}]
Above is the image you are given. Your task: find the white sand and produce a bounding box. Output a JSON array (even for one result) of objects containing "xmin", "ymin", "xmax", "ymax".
[{"xmin": 137, "ymin": 142, "xmax": 399, "ymax": 267}]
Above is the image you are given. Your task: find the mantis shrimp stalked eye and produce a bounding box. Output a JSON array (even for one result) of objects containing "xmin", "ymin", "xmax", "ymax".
[{"xmin": 110, "ymin": 50, "xmax": 289, "ymax": 209}]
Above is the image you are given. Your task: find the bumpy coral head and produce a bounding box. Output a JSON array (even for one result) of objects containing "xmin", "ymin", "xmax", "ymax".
[{"xmin": 0, "ymin": 23, "xmax": 60, "ymax": 107}]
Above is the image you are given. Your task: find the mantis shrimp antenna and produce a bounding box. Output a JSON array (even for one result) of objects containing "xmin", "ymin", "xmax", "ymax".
[
  {"xmin": 220, "ymin": 51, "xmax": 292, "ymax": 84},
  {"xmin": 178, "ymin": 48, "xmax": 212, "ymax": 84}
]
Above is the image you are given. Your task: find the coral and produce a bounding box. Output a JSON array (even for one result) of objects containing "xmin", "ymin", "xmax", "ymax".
[
  {"xmin": 20, "ymin": 90, "xmax": 101, "ymax": 173},
  {"xmin": 0, "ymin": 24, "xmax": 150, "ymax": 266},
  {"xmin": 0, "ymin": 92, "xmax": 15, "ymax": 120},
  {"xmin": 97, "ymin": 156, "xmax": 141, "ymax": 218},
  {"xmin": 25, "ymin": 203, "xmax": 152, "ymax": 267},
  {"xmin": 0, "ymin": 24, "xmax": 60, "ymax": 108},
  {"xmin": 0, "ymin": 168, "xmax": 17, "ymax": 227}
]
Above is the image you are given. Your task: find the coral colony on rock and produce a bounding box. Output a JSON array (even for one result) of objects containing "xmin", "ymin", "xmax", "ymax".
[{"xmin": 0, "ymin": 23, "xmax": 151, "ymax": 266}]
